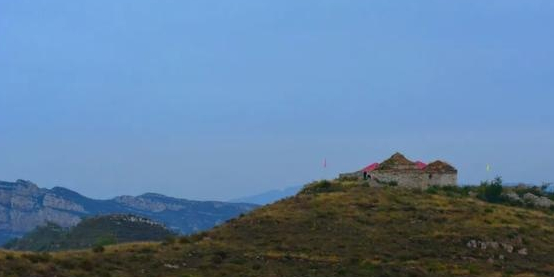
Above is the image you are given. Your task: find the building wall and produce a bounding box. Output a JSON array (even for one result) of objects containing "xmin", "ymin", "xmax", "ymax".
[
  {"xmin": 370, "ymin": 171, "xmax": 457, "ymax": 188},
  {"xmin": 427, "ymin": 173, "xmax": 457, "ymax": 187},
  {"xmin": 338, "ymin": 170, "xmax": 458, "ymax": 188},
  {"xmin": 371, "ymin": 171, "xmax": 427, "ymax": 188},
  {"xmin": 339, "ymin": 171, "xmax": 363, "ymax": 180}
]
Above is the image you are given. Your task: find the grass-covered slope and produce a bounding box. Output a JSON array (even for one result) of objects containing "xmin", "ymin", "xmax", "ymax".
[
  {"xmin": 3, "ymin": 214, "xmax": 174, "ymax": 252},
  {"xmin": 1, "ymin": 181, "xmax": 554, "ymax": 277}
]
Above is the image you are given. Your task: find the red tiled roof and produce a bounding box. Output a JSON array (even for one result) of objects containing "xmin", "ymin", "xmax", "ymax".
[
  {"xmin": 415, "ymin": 161, "xmax": 427, "ymax": 170},
  {"xmin": 362, "ymin": 163, "xmax": 380, "ymax": 172}
]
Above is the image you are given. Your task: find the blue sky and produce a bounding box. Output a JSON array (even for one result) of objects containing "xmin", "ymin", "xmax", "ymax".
[{"xmin": 1, "ymin": 0, "xmax": 553, "ymax": 200}]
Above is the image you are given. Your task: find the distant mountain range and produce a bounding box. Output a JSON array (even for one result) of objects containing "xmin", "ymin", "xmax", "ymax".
[
  {"xmin": 230, "ymin": 185, "xmax": 303, "ymax": 205},
  {"xmin": 0, "ymin": 179, "xmax": 258, "ymax": 245},
  {"xmin": 3, "ymin": 214, "xmax": 174, "ymax": 251}
]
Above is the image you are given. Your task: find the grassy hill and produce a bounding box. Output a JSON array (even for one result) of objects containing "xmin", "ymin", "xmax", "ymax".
[
  {"xmin": 3, "ymin": 214, "xmax": 175, "ymax": 252},
  {"xmin": 1, "ymin": 180, "xmax": 554, "ymax": 277}
]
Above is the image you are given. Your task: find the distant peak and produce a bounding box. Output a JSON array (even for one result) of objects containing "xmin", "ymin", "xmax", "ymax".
[
  {"xmin": 139, "ymin": 193, "xmax": 169, "ymax": 199},
  {"xmin": 16, "ymin": 179, "xmax": 37, "ymax": 186},
  {"xmin": 51, "ymin": 186, "xmax": 77, "ymax": 193}
]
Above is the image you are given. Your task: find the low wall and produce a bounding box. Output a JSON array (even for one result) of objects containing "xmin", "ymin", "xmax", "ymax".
[{"xmin": 370, "ymin": 171, "xmax": 457, "ymax": 188}]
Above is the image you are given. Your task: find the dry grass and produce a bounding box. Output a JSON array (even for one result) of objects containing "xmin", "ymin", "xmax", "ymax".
[{"xmin": 1, "ymin": 182, "xmax": 554, "ymax": 277}]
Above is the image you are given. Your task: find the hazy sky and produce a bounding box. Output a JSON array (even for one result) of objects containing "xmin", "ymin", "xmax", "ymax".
[{"xmin": 1, "ymin": 0, "xmax": 553, "ymax": 200}]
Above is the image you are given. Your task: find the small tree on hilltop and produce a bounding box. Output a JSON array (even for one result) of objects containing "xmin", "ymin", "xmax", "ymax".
[{"xmin": 479, "ymin": 176, "xmax": 503, "ymax": 203}]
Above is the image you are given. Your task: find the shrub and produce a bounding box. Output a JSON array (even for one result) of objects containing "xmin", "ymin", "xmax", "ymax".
[
  {"xmin": 300, "ymin": 180, "xmax": 344, "ymax": 194},
  {"xmin": 478, "ymin": 177, "xmax": 503, "ymax": 203},
  {"xmin": 387, "ymin": 181, "xmax": 398, "ymax": 187},
  {"xmin": 162, "ymin": 235, "xmax": 177, "ymax": 245},
  {"xmin": 178, "ymin": 236, "xmax": 191, "ymax": 244},
  {"xmin": 22, "ymin": 252, "xmax": 51, "ymax": 263},
  {"xmin": 92, "ymin": 245, "xmax": 105, "ymax": 253},
  {"xmin": 79, "ymin": 259, "xmax": 94, "ymax": 271},
  {"xmin": 211, "ymin": 251, "xmax": 227, "ymax": 264},
  {"xmin": 95, "ymin": 235, "xmax": 117, "ymax": 247},
  {"xmin": 426, "ymin": 186, "xmax": 439, "ymax": 194}
]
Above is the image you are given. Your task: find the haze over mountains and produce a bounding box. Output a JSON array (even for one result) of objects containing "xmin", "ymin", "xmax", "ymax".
[
  {"xmin": 0, "ymin": 179, "xmax": 257, "ymax": 245},
  {"xmin": 230, "ymin": 185, "xmax": 302, "ymax": 205}
]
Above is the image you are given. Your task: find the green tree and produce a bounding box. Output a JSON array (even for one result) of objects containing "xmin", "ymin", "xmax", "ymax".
[{"xmin": 480, "ymin": 176, "xmax": 503, "ymax": 203}]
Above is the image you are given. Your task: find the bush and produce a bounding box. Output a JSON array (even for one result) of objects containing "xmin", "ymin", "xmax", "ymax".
[
  {"xmin": 178, "ymin": 236, "xmax": 191, "ymax": 244},
  {"xmin": 162, "ymin": 235, "xmax": 176, "ymax": 245},
  {"xmin": 426, "ymin": 186, "xmax": 439, "ymax": 194},
  {"xmin": 211, "ymin": 251, "xmax": 227, "ymax": 264},
  {"xmin": 92, "ymin": 245, "xmax": 105, "ymax": 253},
  {"xmin": 387, "ymin": 181, "xmax": 398, "ymax": 187},
  {"xmin": 95, "ymin": 235, "xmax": 117, "ymax": 247},
  {"xmin": 22, "ymin": 253, "xmax": 51, "ymax": 263},
  {"xmin": 478, "ymin": 177, "xmax": 503, "ymax": 203},
  {"xmin": 300, "ymin": 180, "xmax": 344, "ymax": 194}
]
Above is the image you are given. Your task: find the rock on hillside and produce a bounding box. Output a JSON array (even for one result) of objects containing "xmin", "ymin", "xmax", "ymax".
[{"xmin": 0, "ymin": 180, "xmax": 257, "ymax": 244}]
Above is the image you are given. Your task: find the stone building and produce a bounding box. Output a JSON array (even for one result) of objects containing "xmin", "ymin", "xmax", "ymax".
[{"xmin": 339, "ymin": 153, "xmax": 457, "ymax": 188}]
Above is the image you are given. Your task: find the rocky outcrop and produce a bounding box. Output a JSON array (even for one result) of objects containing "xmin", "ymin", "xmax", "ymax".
[
  {"xmin": 0, "ymin": 180, "xmax": 258, "ymax": 245},
  {"xmin": 501, "ymin": 191, "xmax": 554, "ymax": 208},
  {"xmin": 466, "ymin": 238, "xmax": 527, "ymax": 255},
  {"xmin": 42, "ymin": 193, "xmax": 85, "ymax": 212},
  {"xmin": 522, "ymin": 193, "xmax": 554, "ymax": 208},
  {"xmin": 113, "ymin": 195, "xmax": 170, "ymax": 213}
]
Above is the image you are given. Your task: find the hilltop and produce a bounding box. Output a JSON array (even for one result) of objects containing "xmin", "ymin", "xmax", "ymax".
[
  {"xmin": 1, "ymin": 180, "xmax": 554, "ymax": 276},
  {"xmin": 0, "ymin": 180, "xmax": 257, "ymax": 244},
  {"xmin": 3, "ymin": 214, "xmax": 174, "ymax": 252}
]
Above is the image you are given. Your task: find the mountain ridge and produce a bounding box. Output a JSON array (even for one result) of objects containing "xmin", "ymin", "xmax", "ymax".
[{"xmin": 0, "ymin": 179, "xmax": 257, "ymax": 245}]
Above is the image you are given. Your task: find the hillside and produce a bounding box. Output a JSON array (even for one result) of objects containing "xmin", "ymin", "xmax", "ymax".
[
  {"xmin": 1, "ymin": 180, "xmax": 554, "ymax": 276},
  {"xmin": 0, "ymin": 180, "xmax": 257, "ymax": 244},
  {"xmin": 3, "ymin": 214, "xmax": 174, "ymax": 251}
]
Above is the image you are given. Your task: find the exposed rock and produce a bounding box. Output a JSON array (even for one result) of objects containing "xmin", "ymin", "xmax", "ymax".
[
  {"xmin": 43, "ymin": 193, "xmax": 86, "ymax": 212},
  {"xmin": 164, "ymin": 264, "xmax": 180, "ymax": 269},
  {"xmin": 480, "ymin": 241, "xmax": 487, "ymax": 250},
  {"xmin": 523, "ymin": 193, "xmax": 554, "ymax": 208},
  {"xmin": 468, "ymin": 239, "xmax": 519, "ymax": 255},
  {"xmin": 113, "ymin": 196, "xmax": 169, "ymax": 213},
  {"xmin": 504, "ymin": 192, "xmax": 522, "ymax": 202},
  {"xmin": 10, "ymin": 195, "xmax": 36, "ymax": 211},
  {"xmin": 502, "ymin": 243, "xmax": 514, "ymax": 253},
  {"xmin": 467, "ymin": 240, "xmax": 477, "ymax": 248},
  {"xmin": 518, "ymin": 248, "xmax": 528, "ymax": 255}
]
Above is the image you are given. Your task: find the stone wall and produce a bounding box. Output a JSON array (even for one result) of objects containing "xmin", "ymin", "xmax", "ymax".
[
  {"xmin": 370, "ymin": 170, "xmax": 426, "ymax": 188},
  {"xmin": 369, "ymin": 171, "xmax": 457, "ymax": 188},
  {"xmin": 339, "ymin": 171, "xmax": 363, "ymax": 180},
  {"xmin": 427, "ymin": 173, "xmax": 457, "ymax": 187}
]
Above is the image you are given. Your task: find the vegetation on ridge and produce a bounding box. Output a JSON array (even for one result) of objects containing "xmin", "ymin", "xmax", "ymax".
[{"xmin": 3, "ymin": 214, "xmax": 175, "ymax": 252}]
